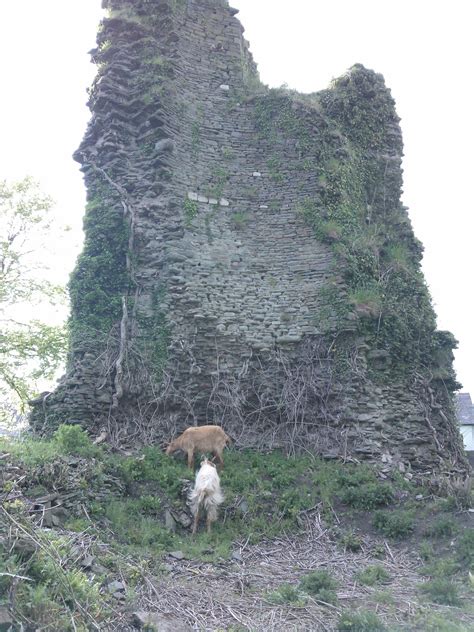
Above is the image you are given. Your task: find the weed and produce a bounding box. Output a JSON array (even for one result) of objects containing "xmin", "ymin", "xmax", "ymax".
[
  {"xmin": 372, "ymin": 510, "xmax": 415, "ymax": 538},
  {"xmin": 340, "ymin": 482, "xmax": 394, "ymax": 510},
  {"xmin": 299, "ymin": 570, "xmax": 337, "ymax": 603},
  {"xmin": 349, "ymin": 284, "xmax": 383, "ymax": 318},
  {"xmin": 266, "ymin": 583, "xmax": 303, "ymax": 605},
  {"xmin": 416, "ymin": 613, "xmax": 471, "ymax": 631},
  {"xmin": 420, "ymin": 557, "xmax": 459, "ymax": 578},
  {"xmin": 423, "ymin": 515, "xmax": 458, "ymax": 538},
  {"xmin": 111, "ymin": 446, "xmax": 192, "ymax": 500},
  {"xmin": 267, "ymin": 157, "xmax": 283, "ymax": 182},
  {"xmin": 356, "ymin": 565, "xmax": 391, "ymax": 586},
  {"xmin": 434, "ymin": 496, "xmax": 458, "ymax": 512},
  {"xmin": 183, "ymin": 198, "xmax": 198, "ymax": 226},
  {"xmin": 418, "ymin": 540, "xmax": 435, "ymax": 561},
  {"xmin": 419, "ymin": 577, "xmax": 462, "ymax": 606},
  {"xmin": 384, "ymin": 243, "xmax": 410, "ymax": 270},
  {"xmin": 338, "ymin": 609, "xmax": 386, "ymax": 631},
  {"xmin": 371, "ymin": 544, "xmax": 386, "ymax": 559},
  {"xmin": 53, "ymin": 425, "xmax": 99, "ymax": 458},
  {"xmin": 231, "ymin": 212, "xmax": 248, "ymax": 229},
  {"xmin": 456, "ymin": 528, "xmax": 474, "ymax": 569},
  {"xmin": 105, "ymin": 499, "xmax": 175, "ymax": 550},
  {"xmin": 63, "ymin": 517, "xmax": 90, "ymax": 533},
  {"xmin": 340, "ymin": 530, "xmax": 363, "ymax": 552},
  {"xmin": 372, "ymin": 590, "xmax": 394, "ymax": 605}
]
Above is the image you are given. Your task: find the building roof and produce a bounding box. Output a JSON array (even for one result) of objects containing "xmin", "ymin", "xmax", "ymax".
[{"xmin": 456, "ymin": 393, "xmax": 474, "ymax": 426}]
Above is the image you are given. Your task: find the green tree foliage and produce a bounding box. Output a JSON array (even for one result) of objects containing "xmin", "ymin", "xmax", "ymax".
[{"xmin": 0, "ymin": 177, "xmax": 67, "ymax": 420}]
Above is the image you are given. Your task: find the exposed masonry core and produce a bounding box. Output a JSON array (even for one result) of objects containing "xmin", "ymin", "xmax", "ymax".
[{"xmin": 31, "ymin": 0, "xmax": 468, "ymax": 475}]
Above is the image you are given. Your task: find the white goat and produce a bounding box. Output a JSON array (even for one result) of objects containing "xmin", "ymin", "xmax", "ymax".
[{"xmin": 189, "ymin": 457, "xmax": 224, "ymax": 534}]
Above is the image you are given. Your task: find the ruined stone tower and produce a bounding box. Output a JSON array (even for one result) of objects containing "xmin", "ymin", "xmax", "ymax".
[{"xmin": 31, "ymin": 0, "xmax": 468, "ymax": 473}]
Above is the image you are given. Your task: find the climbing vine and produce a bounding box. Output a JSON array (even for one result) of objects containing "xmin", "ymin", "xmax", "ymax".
[{"xmin": 252, "ymin": 66, "xmax": 448, "ymax": 381}]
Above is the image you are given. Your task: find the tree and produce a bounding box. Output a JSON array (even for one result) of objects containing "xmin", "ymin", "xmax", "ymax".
[{"xmin": 0, "ymin": 177, "xmax": 67, "ymax": 423}]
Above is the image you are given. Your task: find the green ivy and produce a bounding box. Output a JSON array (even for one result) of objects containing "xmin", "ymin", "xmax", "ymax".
[{"xmin": 68, "ymin": 181, "xmax": 129, "ymax": 349}]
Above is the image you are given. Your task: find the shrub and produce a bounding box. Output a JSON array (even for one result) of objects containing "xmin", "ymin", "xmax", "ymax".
[
  {"xmin": 299, "ymin": 569, "xmax": 337, "ymax": 603},
  {"xmin": 372, "ymin": 510, "xmax": 414, "ymax": 538},
  {"xmin": 338, "ymin": 609, "xmax": 386, "ymax": 631},
  {"xmin": 417, "ymin": 614, "xmax": 471, "ymax": 631},
  {"xmin": 340, "ymin": 530, "xmax": 363, "ymax": 552},
  {"xmin": 356, "ymin": 565, "xmax": 391, "ymax": 586},
  {"xmin": 424, "ymin": 516, "xmax": 457, "ymax": 538},
  {"xmin": 105, "ymin": 500, "xmax": 175, "ymax": 549},
  {"xmin": 456, "ymin": 528, "xmax": 474, "ymax": 568},
  {"xmin": 372, "ymin": 590, "xmax": 394, "ymax": 605},
  {"xmin": 421, "ymin": 557, "xmax": 459, "ymax": 578},
  {"xmin": 419, "ymin": 540, "xmax": 434, "ymax": 561},
  {"xmin": 419, "ymin": 578, "xmax": 461, "ymax": 606},
  {"xmin": 340, "ymin": 482, "xmax": 394, "ymax": 510},
  {"xmin": 266, "ymin": 583, "xmax": 302, "ymax": 605},
  {"xmin": 114, "ymin": 447, "xmax": 192, "ymax": 499},
  {"xmin": 53, "ymin": 424, "xmax": 98, "ymax": 457}
]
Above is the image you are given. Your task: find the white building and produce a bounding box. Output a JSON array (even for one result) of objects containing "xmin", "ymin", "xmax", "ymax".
[{"xmin": 456, "ymin": 393, "xmax": 474, "ymax": 452}]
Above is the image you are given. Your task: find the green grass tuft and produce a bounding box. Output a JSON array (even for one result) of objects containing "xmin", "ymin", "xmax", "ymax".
[
  {"xmin": 356, "ymin": 565, "xmax": 391, "ymax": 586},
  {"xmin": 419, "ymin": 577, "xmax": 462, "ymax": 606},
  {"xmin": 338, "ymin": 609, "xmax": 386, "ymax": 631},
  {"xmin": 372, "ymin": 510, "xmax": 415, "ymax": 538}
]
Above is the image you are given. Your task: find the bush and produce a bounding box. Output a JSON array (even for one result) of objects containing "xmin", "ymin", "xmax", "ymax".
[
  {"xmin": 424, "ymin": 516, "xmax": 457, "ymax": 538},
  {"xmin": 299, "ymin": 570, "xmax": 337, "ymax": 603},
  {"xmin": 340, "ymin": 483, "xmax": 394, "ymax": 510},
  {"xmin": 456, "ymin": 528, "xmax": 474, "ymax": 568},
  {"xmin": 266, "ymin": 583, "xmax": 302, "ymax": 605},
  {"xmin": 420, "ymin": 557, "xmax": 459, "ymax": 578},
  {"xmin": 340, "ymin": 530, "xmax": 363, "ymax": 552},
  {"xmin": 338, "ymin": 609, "xmax": 386, "ymax": 631},
  {"xmin": 53, "ymin": 424, "xmax": 98, "ymax": 457},
  {"xmin": 115, "ymin": 447, "xmax": 192, "ymax": 499},
  {"xmin": 418, "ymin": 540, "xmax": 434, "ymax": 561},
  {"xmin": 356, "ymin": 565, "xmax": 391, "ymax": 586},
  {"xmin": 372, "ymin": 510, "xmax": 414, "ymax": 538},
  {"xmin": 417, "ymin": 614, "xmax": 471, "ymax": 632},
  {"xmin": 419, "ymin": 577, "xmax": 461, "ymax": 606}
]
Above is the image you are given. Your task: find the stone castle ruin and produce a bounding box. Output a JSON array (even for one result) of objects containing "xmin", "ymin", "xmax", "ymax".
[{"xmin": 31, "ymin": 0, "xmax": 467, "ymax": 473}]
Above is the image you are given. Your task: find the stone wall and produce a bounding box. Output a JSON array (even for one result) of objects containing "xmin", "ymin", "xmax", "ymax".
[{"xmin": 31, "ymin": 0, "xmax": 468, "ymax": 474}]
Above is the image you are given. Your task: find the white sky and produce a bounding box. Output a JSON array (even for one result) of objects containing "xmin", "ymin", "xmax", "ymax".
[{"xmin": 0, "ymin": 1, "xmax": 472, "ymax": 395}]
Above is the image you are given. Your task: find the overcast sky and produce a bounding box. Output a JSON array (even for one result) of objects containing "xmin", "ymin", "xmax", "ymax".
[{"xmin": 0, "ymin": 1, "xmax": 472, "ymax": 395}]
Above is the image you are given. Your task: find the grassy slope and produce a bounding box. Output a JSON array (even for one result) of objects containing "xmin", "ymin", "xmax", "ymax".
[{"xmin": 0, "ymin": 425, "xmax": 473, "ymax": 631}]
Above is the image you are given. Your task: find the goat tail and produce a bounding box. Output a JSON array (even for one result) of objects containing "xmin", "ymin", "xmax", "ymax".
[
  {"xmin": 203, "ymin": 488, "xmax": 224, "ymax": 509},
  {"xmin": 189, "ymin": 486, "xmax": 224, "ymax": 516}
]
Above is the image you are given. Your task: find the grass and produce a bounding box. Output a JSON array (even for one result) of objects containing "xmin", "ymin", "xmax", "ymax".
[
  {"xmin": 419, "ymin": 577, "xmax": 462, "ymax": 606},
  {"xmin": 423, "ymin": 515, "xmax": 458, "ymax": 538},
  {"xmin": 338, "ymin": 609, "xmax": 386, "ymax": 631},
  {"xmin": 0, "ymin": 425, "xmax": 101, "ymax": 466},
  {"xmin": 372, "ymin": 510, "xmax": 415, "ymax": 538},
  {"xmin": 356, "ymin": 565, "xmax": 391, "ymax": 586},
  {"xmin": 2, "ymin": 426, "xmax": 473, "ymax": 629},
  {"xmin": 339, "ymin": 530, "xmax": 363, "ymax": 552},
  {"xmin": 416, "ymin": 613, "xmax": 472, "ymax": 631},
  {"xmin": 456, "ymin": 528, "xmax": 474, "ymax": 569},
  {"xmin": 266, "ymin": 583, "xmax": 304, "ymax": 605},
  {"xmin": 340, "ymin": 482, "xmax": 394, "ymax": 510},
  {"xmin": 299, "ymin": 570, "xmax": 338, "ymax": 603}
]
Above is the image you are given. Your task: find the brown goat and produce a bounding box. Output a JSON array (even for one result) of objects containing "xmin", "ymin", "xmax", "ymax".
[{"xmin": 165, "ymin": 425, "xmax": 231, "ymax": 470}]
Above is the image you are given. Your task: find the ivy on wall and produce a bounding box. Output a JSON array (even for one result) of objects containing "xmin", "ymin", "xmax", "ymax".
[{"xmin": 252, "ymin": 65, "xmax": 455, "ymax": 382}]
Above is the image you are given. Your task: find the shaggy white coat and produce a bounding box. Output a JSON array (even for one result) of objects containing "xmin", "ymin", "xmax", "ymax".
[{"xmin": 189, "ymin": 459, "xmax": 224, "ymax": 532}]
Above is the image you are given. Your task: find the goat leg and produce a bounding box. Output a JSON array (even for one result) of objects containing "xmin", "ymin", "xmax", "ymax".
[{"xmin": 192, "ymin": 505, "xmax": 200, "ymax": 534}]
